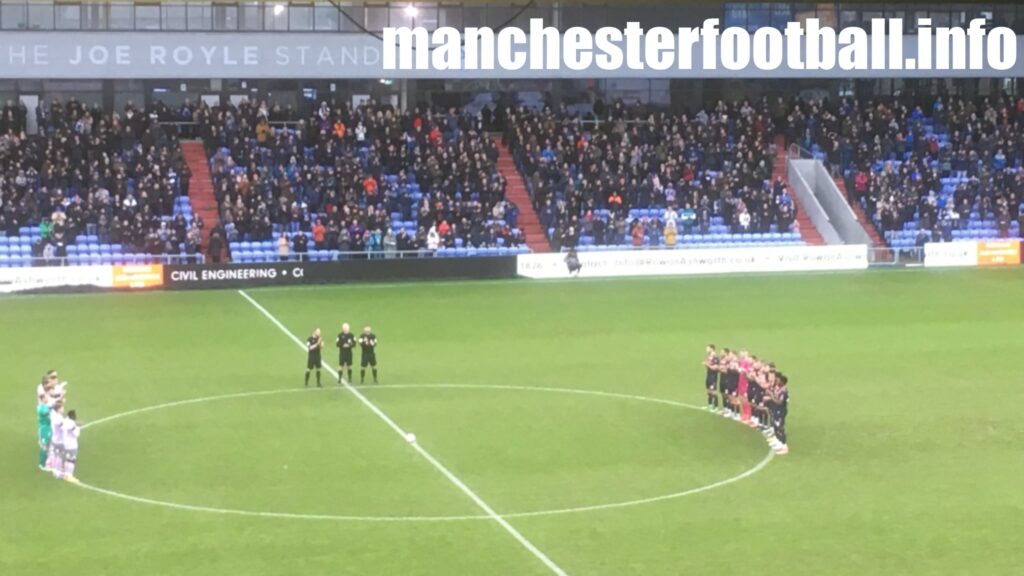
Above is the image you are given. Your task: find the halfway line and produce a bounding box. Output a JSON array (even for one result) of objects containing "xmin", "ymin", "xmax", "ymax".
[{"xmin": 236, "ymin": 289, "xmax": 568, "ymax": 576}]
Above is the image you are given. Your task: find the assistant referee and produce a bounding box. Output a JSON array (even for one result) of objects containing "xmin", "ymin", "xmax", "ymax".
[
  {"xmin": 305, "ymin": 328, "xmax": 324, "ymax": 388},
  {"xmin": 359, "ymin": 326, "xmax": 379, "ymax": 385}
]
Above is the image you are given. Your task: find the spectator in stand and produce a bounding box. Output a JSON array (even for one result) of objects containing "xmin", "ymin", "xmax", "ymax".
[
  {"xmin": 293, "ymin": 231, "xmax": 309, "ymax": 260},
  {"xmin": 194, "ymin": 98, "xmax": 522, "ymax": 256},
  {"xmin": 631, "ymin": 219, "xmax": 644, "ymax": 248},
  {"xmin": 506, "ymin": 98, "xmax": 787, "ymax": 249},
  {"xmin": 207, "ymin": 230, "xmax": 224, "ymax": 264},
  {"xmin": 664, "ymin": 218, "xmax": 677, "ymax": 247},
  {"xmin": 277, "ymin": 232, "xmax": 290, "ymax": 261},
  {"xmin": 801, "ymin": 93, "xmax": 1024, "ymax": 242},
  {"xmin": 312, "ymin": 219, "xmax": 326, "ymax": 250},
  {"xmin": 0, "ymin": 98, "xmax": 189, "ymax": 262},
  {"xmin": 397, "ymin": 228, "xmax": 414, "ymax": 252},
  {"xmin": 367, "ymin": 228, "xmax": 382, "ymax": 258},
  {"xmin": 383, "ymin": 229, "xmax": 397, "ymax": 258},
  {"xmin": 426, "ymin": 225, "xmax": 440, "ymax": 252}
]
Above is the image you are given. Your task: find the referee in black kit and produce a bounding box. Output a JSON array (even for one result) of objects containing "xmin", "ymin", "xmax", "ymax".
[
  {"xmin": 359, "ymin": 326, "xmax": 379, "ymax": 385},
  {"xmin": 336, "ymin": 322, "xmax": 356, "ymax": 385},
  {"xmin": 305, "ymin": 328, "xmax": 324, "ymax": 388}
]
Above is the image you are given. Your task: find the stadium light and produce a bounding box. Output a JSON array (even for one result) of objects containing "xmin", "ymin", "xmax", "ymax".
[
  {"xmin": 273, "ymin": 3, "xmax": 286, "ymax": 16},
  {"xmin": 404, "ymin": 5, "xmax": 419, "ymax": 18}
]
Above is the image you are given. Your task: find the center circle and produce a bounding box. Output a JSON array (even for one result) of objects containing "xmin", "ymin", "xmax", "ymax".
[{"xmin": 78, "ymin": 385, "xmax": 773, "ymax": 521}]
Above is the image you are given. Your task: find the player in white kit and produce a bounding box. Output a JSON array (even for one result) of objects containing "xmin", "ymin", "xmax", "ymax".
[
  {"xmin": 61, "ymin": 410, "xmax": 81, "ymax": 484},
  {"xmin": 48, "ymin": 403, "xmax": 65, "ymax": 478},
  {"xmin": 36, "ymin": 372, "xmax": 67, "ymax": 404},
  {"xmin": 36, "ymin": 376, "xmax": 48, "ymax": 401}
]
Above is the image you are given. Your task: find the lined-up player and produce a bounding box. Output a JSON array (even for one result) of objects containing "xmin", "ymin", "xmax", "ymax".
[
  {"xmin": 737, "ymin": 350, "xmax": 753, "ymax": 424},
  {"xmin": 701, "ymin": 346, "xmax": 791, "ymax": 455},
  {"xmin": 359, "ymin": 326, "xmax": 379, "ymax": 385},
  {"xmin": 305, "ymin": 328, "xmax": 324, "ymax": 388},
  {"xmin": 719, "ymin": 349, "xmax": 739, "ymax": 419},
  {"xmin": 702, "ymin": 344, "xmax": 720, "ymax": 412},
  {"xmin": 336, "ymin": 323, "xmax": 356, "ymax": 385},
  {"xmin": 766, "ymin": 375, "xmax": 789, "ymax": 454},
  {"xmin": 36, "ymin": 393, "xmax": 52, "ymax": 471},
  {"xmin": 62, "ymin": 410, "xmax": 81, "ymax": 483},
  {"xmin": 48, "ymin": 402, "xmax": 65, "ymax": 477},
  {"xmin": 32, "ymin": 369, "xmax": 83, "ymax": 480}
]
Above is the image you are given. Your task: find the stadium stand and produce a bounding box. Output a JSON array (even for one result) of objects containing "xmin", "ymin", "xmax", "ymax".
[
  {"xmin": 193, "ymin": 99, "xmax": 531, "ymax": 261},
  {"xmin": 795, "ymin": 94, "xmax": 1024, "ymax": 249},
  {"xmin": 0, "ymin": 99, "xmax": 199, "ymax": 267},
  {"xmin": 10, "ymin": 90, "xmax": 1024, "ymax": 267},
  {"xmin": 504, "ymin": 99, "xmax": 807, "ymax": 252}
]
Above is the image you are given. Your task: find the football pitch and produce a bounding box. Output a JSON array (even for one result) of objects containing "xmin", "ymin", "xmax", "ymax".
[{"xmin": 2, "ymin": 268, "xmax": 1023, "ymax": 576}]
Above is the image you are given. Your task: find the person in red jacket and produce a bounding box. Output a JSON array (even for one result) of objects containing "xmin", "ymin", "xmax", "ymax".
[
  {"xmin": 363, "ymin": 176, "xmax": 378, "ymax": 199},
  {"xmin": 311, "ymin": 219, "xmax": 326, "ymax": 249},
  {"xmin": 631, "ymin": 219, "xmax": 644, "ymax": 247}
]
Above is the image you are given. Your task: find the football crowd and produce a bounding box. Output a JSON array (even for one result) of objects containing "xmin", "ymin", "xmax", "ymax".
[
  {"xmin": 703, "ymin": 345, "xmax": 790, "ymax": 455},
  {"xmin": 35, "ymin": 370, "xmax": 82, "ymax": 482}
]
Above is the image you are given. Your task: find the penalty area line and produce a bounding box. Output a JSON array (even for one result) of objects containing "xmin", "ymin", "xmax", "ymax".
[{"xmin": 236, "ymin": 289, "xmax": 569, "ymax": 576}]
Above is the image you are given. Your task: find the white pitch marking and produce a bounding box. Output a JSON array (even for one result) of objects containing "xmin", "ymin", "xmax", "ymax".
[
  {"xmin": 84, "ymin": 388, "xmax": 309, "ymax": 429},
  {"xmin": 237, "ymin": 289, "xmax": 569, "ymax": 576},
  {"xmin": 75, "ymin": 385, "xmax": 773, "ymax": 520}
]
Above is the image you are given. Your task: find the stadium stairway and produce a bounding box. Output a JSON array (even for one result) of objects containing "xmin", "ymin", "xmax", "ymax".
[
  {"xmin": 773, "ymin": 135, "xmax": 824, "ymax": 245},
  {"xmin": 181, "ymin": 141, "xmax": 222, "ymax": 259},
  {"xmin": 493, "ymin": 137, "xmax": 551, "ymax": 253},
  {"xmin": 831, "ymin": 176, "xmax": 887, "ymax": 247}
]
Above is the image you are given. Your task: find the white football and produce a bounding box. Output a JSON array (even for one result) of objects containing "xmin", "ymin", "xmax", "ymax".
[{"xmin": 405, "ymin": 432, "xmax": 416, "ymax": 443}]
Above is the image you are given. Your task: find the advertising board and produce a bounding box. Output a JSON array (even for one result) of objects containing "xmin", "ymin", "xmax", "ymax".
[{"xmin": 517, "ymin": 245, "xmax": 870, "ymax": 279}]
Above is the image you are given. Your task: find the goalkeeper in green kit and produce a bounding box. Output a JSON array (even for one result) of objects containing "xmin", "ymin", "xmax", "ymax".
[{"xmin": 37, "ymin": 394, "xmax": 52, "ymax": 471}]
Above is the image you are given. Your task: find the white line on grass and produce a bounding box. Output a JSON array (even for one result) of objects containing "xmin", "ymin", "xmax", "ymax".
[
  {"xmin": 76, "ymin": 384, "xmax": 773, "ymax": 522},
  {"xmin": 237, "ymin": 289, "xmax": 569, "ymax": 576}
]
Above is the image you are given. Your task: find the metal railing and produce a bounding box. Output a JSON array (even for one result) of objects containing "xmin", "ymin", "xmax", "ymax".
[
  {"xmin": 240, "ymin": 246, "xmax": 530, "ymax": 261},
  {"xmin": 8, "ymin": 247, "xmax": 530, "ymax": 267}
]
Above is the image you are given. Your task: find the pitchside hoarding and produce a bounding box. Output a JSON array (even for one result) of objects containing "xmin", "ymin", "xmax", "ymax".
[
  {"xmin": 162, "ymin": 257, "xmax": 517, "ymax": 289},
  {"xmin": 924, "ymin": 240, "xmax": 1022, "ymax": 267},
  {"xmin": 516, "ymin": 245, "xmax": 870, "ymax": 279},
  {"xmin": 0, "ymin": 264, "xmax": 164, "ymax": 293}
]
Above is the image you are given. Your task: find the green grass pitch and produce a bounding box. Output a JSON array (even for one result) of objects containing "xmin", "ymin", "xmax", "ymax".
[{"xmin": 2, "ymin": 268, "xmax": 1023, "ymax": 575}]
